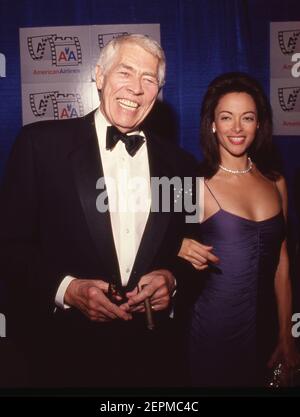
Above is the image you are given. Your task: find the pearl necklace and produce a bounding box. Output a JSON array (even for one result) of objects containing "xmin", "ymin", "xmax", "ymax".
[{"xmin": 219, "ymin": 157, "xmax": 253, "ymax": 174}]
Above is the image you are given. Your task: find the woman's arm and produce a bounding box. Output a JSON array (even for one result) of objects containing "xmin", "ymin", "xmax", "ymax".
[
  {"xmin": 268, "ymin": 176, "xmax": 300, "ymax": 368},
  {"xmin": 178, "ymin": 180, "xmax": 219, "ymax": 270}
]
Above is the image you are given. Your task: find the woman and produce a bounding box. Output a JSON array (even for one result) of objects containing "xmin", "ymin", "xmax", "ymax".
[{"xmin": 178, "ymin": 72, "xmax": 300, "ymax": 387}]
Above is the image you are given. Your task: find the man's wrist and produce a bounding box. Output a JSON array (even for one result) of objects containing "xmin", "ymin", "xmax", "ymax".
[{"xmin": 55, "ymin": 275, "xmax": 77, "ymax": 309}]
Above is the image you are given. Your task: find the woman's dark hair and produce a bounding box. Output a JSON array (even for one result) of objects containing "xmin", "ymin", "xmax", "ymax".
[{"xmin": 200, "ymin": 72, "xmax": 281, "ymax": 180}]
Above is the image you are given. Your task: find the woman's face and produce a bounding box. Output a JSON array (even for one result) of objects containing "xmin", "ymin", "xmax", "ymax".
[{"xmin": 212, "ymin": 92, "xmax": 258, "ymax": 159}]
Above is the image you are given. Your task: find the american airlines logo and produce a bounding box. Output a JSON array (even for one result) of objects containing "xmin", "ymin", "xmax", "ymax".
[
  {"xmin": 29, "ymin": 91, "xmax": 84, "ymax": 120},
  {"xmin": 98, "ymin": 32, "xmax": 128, "ymax": 49},
  {"xmin": 278, "ymin": 86, "xmax": 300, "ymax": 112},
  {"xmin": 278, "ymin": 29, "xmax": 300, "ymax": 55},
  {"xmin": 27, "ymin": 34, "xmax": 82, "ymax": 66}
]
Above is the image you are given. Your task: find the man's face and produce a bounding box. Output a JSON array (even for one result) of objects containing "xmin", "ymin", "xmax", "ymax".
[{"xmin": 95, "ymin": 42, "xmax": 160, "ymax": 133}]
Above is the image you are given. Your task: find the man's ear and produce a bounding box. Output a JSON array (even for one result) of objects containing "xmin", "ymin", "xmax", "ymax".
[{"xmin": 95, "ymin": 65, "xmax": 104, "ymax": 90}]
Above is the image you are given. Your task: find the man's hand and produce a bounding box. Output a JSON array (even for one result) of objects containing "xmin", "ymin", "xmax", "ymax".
[
  {"xmin": 178, "ymin": 238, "xmax": 219, "ymax": 270},
  {"xmin": 123, "ymin": 269, "xmax": 175, "ymax": 313},
  {"xmin": 64, "ymin": 279, "xmax": 132, "ymax": 322}
]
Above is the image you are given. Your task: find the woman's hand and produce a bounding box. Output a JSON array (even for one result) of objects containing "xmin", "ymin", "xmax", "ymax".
[
  {"xmin": 268, "ymin": 336, "xmax": 300, "ymax": 369},
  {"xmin": 178, "ymin": 238, "xmax": 219, "ymax": 270}
]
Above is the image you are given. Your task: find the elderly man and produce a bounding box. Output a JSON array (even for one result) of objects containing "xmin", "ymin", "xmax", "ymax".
[{"xmin": 0, "ymin": 34, "xmax": 197, "ymax": 387}]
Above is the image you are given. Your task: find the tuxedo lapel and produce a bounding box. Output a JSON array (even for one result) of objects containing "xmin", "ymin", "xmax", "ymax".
[
  {"xmin": 69, "ymin": 112, "xmax": 121, "ymax": 284},
  {"xmin": 127, "ymin": 132, "xmax": 172, "ymax": 289}
]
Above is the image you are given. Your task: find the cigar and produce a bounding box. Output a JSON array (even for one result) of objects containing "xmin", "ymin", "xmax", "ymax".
[{"xmin": 141, "ymin": 285, "xmax": 155, "ymax": 330}]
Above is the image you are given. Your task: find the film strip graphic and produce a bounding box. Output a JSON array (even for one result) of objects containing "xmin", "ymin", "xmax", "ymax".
[
  {"xmin": 27, "ymin": 35, "xmax": 82, "ymax": 66},
  {"xmin": 27, "ymin": 35, "xmax": 53, "ymax": 60},
  {"xmin": 29, "ymin": 91, "xmax": 84, "ymax": 120},
  {"xmin": 98, "ymin": 32, "xmax": 128, "ymax": 49},
  {"xmin": 278, "ymin": 86, "xmax": 300, "ymax": 112},
  {"xmin": 278, "ymin": 29, "xmax": 300, "ymax": 55}
]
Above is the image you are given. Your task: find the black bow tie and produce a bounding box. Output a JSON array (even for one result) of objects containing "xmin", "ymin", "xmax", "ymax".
[{"xmin": 106, "ymin": 126, "xmax": 145, "ymax": 157}]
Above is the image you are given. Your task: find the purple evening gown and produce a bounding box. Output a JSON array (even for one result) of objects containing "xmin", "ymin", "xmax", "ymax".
[{"xmin": 189, "ymin": 183, "xmax": 285, "ymax": 387}]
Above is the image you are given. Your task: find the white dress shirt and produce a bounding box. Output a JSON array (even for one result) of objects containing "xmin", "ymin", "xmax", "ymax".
[{"xmin": 55, "ymin": 109, "xmax": 151, "ymax": 308}]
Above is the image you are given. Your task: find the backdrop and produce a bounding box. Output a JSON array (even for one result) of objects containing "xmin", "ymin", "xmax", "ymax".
[{"xmin": 0, "ymin": 0, "xmax": 300, "ymax": 297}]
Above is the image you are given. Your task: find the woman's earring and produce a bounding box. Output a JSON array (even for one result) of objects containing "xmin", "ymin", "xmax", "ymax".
[{"xmin": 212, "ymin": 126, "xmax": 216, "ymax": 133}]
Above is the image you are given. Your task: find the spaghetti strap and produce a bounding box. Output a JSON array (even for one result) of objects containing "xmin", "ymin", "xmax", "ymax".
[{"xmin": 205, "ymin": 181, "xmax": 222, "ymax": 209}]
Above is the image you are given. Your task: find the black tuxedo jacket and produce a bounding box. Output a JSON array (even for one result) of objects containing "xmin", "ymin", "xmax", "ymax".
[{"xmin": 0, "ymin": 110, "xmax": 198, "ymax": 386}]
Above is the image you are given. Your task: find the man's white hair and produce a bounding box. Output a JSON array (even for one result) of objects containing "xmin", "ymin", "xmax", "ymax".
[{"xmin": 97, "ymin": 33, "xmax": 166, "ymax": 88}]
